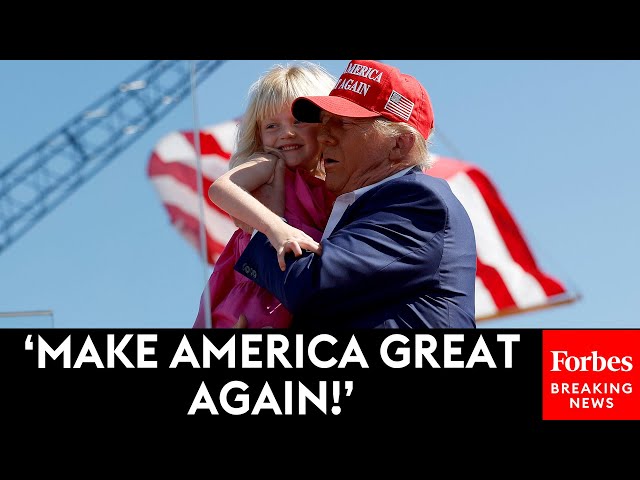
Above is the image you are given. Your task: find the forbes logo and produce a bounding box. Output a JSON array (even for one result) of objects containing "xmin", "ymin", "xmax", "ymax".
[
  {"xmin": 550, "ymin": 350, "xmax": 633, "ymax": 372},
  {"xmin": 242, "ymin": 263, "xmax": 257, "ymax": 279}
]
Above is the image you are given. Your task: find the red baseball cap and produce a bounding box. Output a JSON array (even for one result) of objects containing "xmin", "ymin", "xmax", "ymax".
[{"xmin": 292, "ymin": 60, "xmax": 434, "ymax": 140}]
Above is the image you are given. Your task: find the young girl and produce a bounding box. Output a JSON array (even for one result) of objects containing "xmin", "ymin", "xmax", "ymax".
[{"xmin": 193, "ymin": 62, "xmax": 336, "ymax": 329}]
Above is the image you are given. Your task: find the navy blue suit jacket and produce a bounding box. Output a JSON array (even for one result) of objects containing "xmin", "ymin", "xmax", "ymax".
[{"xmin": 235, "ymin": 166, "xmax": 477, "ymax": 329}]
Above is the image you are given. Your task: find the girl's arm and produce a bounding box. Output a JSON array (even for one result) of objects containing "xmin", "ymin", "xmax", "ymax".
[
  {"xmin": 211, "ymin": 152, "xmax": 282, "ymax": 232},
  {"xmin": 209, "ymin": 153, "xmax": 321, "ymax": 271}
]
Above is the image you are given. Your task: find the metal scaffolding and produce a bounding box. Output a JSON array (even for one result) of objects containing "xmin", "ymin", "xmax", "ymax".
[{"xmin": 0, "ymin": 60, "xmax": 226, "ymax": 256}]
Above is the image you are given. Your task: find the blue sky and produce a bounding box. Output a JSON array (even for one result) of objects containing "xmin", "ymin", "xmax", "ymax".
[{"xmin": 0, "ymin": 60, "xmax": 638, "ymax": 329}]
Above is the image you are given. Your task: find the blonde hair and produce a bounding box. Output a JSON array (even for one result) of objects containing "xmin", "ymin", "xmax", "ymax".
[{"xmin": 229, "ymin": 62, "xmax": 336, "ymax": 170}]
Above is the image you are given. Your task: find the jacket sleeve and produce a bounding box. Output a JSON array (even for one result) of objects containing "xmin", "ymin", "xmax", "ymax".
[{"xmin": 234, "ymin": 179, "xmax": 449, "ymax": 319}]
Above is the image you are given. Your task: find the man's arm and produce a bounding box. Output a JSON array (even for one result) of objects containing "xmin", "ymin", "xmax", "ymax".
[
  {"xmin": 235, "ymin": 179, "xmax": 448, "ymax": 318},
  {"xmin": 210, "ymin": 154, "xmax": 321, "ymax": 269}
]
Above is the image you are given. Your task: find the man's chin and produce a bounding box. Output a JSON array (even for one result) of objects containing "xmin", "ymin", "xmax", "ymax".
[{"xmin": 324, "ymin": 179, "xmax": 343, "ymax": 195}]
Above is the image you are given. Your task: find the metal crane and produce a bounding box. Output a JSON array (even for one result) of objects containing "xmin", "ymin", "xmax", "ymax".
[{"xmin": 0, "ymin": 60, "xmax": 226, "ymax": 256}]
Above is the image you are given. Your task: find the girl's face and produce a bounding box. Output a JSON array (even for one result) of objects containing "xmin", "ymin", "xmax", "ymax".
[{"xmin": 259, "ymin": 106, "xmax": 321, "ymax": 172}]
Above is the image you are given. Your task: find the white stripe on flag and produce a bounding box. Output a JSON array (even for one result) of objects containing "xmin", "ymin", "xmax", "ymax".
[
  {"xmin": 150, "ymin": 175, "xmax": 237, "ymax": 246},
  {"xmin": 475, "ymin": 277, "xmax": 498, "ymax": 319},
  {"xmin": 203, "ymin": 121, "xmax": 239, "ymax": 153},
  {"xmin": 447, "ymin": 172, "xmax": 548, "ymax": 309},
  {"xmin": 154, "ymin": 132, "xmax": 230, "ymax": 181}
]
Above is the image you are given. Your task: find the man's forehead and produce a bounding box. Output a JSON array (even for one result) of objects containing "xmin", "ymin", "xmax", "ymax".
[{"xmin": 319, "ymin": 111, "xmax": 339, "ymax": 121}]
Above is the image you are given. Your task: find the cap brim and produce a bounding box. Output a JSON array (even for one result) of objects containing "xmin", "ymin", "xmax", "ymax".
[{"xmin": 292, "ymin": 96, "xmax": 380, "ymax": 123}]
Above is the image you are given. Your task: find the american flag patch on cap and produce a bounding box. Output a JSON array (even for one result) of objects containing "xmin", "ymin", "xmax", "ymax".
[{"xmin": 384, "ymin": 90, "xmax": 414, "ymax": 121}]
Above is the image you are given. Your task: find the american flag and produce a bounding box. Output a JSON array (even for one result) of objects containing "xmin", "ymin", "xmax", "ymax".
[
  {"xmin": 384, "ymin": 91, "xmax": 414, "ymax": 121},
  {"xmin": 147, "ymin": 119, "xmax": 578, "ymax": 321}
]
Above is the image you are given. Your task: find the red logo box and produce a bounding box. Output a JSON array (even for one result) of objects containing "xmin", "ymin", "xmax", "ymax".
[{"xmin": 542, "ymin": 330, "xmax": 640, "ymax": 420}]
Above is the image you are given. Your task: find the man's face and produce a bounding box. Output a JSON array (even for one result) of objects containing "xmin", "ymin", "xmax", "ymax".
[{"xmin": 318, "ymin": 112, "xmax": 396, "ymax": 195}]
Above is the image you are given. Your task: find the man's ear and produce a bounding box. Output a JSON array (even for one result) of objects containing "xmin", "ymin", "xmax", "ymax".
[{"xmin": 389, "ymin": 133, "xmax": 415, "ymax": 162}]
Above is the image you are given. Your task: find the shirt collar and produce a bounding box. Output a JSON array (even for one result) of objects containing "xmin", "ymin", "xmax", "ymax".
[{"xmin": 335, "ymin": 166, "xmax": 415, "ymax": 205}]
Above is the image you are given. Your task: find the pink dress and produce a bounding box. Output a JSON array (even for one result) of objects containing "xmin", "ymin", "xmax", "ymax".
[{"xmin": 193, "ymin": 168, "xmax": 335, "ymax": 328}]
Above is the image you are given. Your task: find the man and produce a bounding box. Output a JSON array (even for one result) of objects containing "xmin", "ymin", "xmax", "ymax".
[{"xmin": 235, "ymin": 60, "xmax": 477, "ymax": 329}]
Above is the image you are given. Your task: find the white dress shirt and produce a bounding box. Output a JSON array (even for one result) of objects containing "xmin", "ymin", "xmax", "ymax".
[{"xmin": 321, "ymin": 167, "xmax": 413, "ymax": 241}]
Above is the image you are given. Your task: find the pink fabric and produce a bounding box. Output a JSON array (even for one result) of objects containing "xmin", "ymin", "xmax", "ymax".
[{"xmin": 193, "ymin": 168, "xmax": 335, "ymax": 328}]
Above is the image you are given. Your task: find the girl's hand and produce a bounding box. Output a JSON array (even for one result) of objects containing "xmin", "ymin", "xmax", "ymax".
[{"xmin": 266, "ymin": 222, "xmax": 322, "ymax": 271}]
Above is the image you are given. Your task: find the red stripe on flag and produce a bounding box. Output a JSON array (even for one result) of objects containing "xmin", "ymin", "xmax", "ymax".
[
  {"xmin": 182, "ymin": 131, "xmax": 233, "ymax": 159},
  {"xmin": 466, "ymin": 168, "xmax": 566, "ymax": 297},
  {"xmin": 147, "ymin": 151, "xmax": 227, "ymax": 215},
  {"xmin": 164, "ymin": 204, "xmax": 226, "ymax": 264},
  {"xmin": 476, "ymin": 258, "xmax": 516, "ymax": 310}
]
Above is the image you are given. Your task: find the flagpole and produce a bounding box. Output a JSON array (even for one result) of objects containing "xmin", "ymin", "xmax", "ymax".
[
  {"xmin": 189, "ymin": 60, "xmax": 212, "ymax": 329},
  {"xmin": 476, "ymin": 292, "xmax": 581, "ymax": 322}
]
